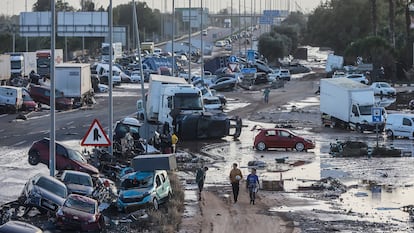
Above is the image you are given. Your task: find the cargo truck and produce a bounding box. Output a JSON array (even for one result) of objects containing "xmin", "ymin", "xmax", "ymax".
[
  {"xmin": 10, "ymin": 52, "xmax": 37, "ymax": 77},
  {"xmin": 101, "ymin": 42, "xmax": 122, "ymax": 62},
  {"xmin": 0, "ymin": 54, "xmax": 11, "ymax": 85},
  {"xmin": 137, "ymin": 74, "xmax": 242, "ymax": 140},
  {"xmin": 320, "ymin": 78, "xmax": 386, "ymax": 132},
  {"xmin": 36, "ymin": 49, "xmax": 63, "ymax": 77},
  {"xmin": 55, "ymin": 63, "xmax": 94, "ymax": 107},
  {"xmin": 141, "ymin": 42, "xmax": 154, "ymax": 54}
]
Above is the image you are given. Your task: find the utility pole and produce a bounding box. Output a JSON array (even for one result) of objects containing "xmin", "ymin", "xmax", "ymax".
[
  {"xmin": 172, "ymin": 0, "xmax": 175, "ymax": 76},
  {"xmin": 201, "ymin": 0, "xmax": 204, "ymax": 79},
  {"xmin": 49, "ymin": 0, "xmax": 56, "ymax": 177},
  {"xmin": 188, "ymin": 0, "xmax": 192, "ymax": 82},
  {"xmin": 108, "ymin": 0, "xmax": 114, "ymax": 155}
]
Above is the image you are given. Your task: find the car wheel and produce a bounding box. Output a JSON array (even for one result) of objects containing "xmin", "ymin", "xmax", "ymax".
[
  {"xmin": 386, "ymin": 130, "xmax": 394, "ymax": 138},
  {"xmin": 295, "ymin": 142, "xmax": 305, "ymax": 152},
  {"xmin": 28, "ymin": 150, "xmax": 40, "ymax": 165},
  {"xmin": 153, "ymin": 198, "xmax": 159, "ymax": 210},
  {"xmin": 168, "ymin": 191, "xmax": 173, "ymax": 201},
  {"xmin": 255, "ymin": 142, "xmax": 267, "ymax": 151}
]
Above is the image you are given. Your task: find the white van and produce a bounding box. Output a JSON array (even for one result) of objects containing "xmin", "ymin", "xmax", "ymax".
[
  {"xmin": 95, "ymin": 63, "xmax": 122, "ymax": 85},
  {"xmin": 385, "ymin": 113, "xmax": 414, "ymax": 139},
  {"xmin": 0, "ymin": 86, "xmax": 24, "ymax": 112}
]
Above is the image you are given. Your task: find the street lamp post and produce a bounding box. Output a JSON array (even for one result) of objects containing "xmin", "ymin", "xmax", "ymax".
[
  {"xmin": 108, "ymin": 0, "xmax": 114, "ymax": 155},
  {"xmin": 49, "ymin": 0, "xmax": 56, "ymax": 177}
]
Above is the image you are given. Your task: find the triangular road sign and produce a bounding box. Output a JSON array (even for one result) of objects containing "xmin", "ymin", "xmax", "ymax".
[
  {"xmin": 228, "ymin": 63, "xmax": 238, "ymax": 72},
  {"xmin": 81, "ymin": 119, "xmax": 111, "ymax": 146}
]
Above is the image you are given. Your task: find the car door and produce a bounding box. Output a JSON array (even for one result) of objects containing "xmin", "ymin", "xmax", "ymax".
[
  {"xmin": 277, "ymin": 130, "xmax": 295, "ymax": 148},
  {"xmin": 263, "ymin": 130, "xmax": 278, "ymax": 148},
  {"xmin": 55, "ymin": 143, "xmax": 69, "ymax": 170},
  {"xmin": 154, "ymin": 174, "xmax": 164, "ymax": 200},
  {"xmin": 400, "ymin": 117, "xmax": 412, "ymax": 138}
]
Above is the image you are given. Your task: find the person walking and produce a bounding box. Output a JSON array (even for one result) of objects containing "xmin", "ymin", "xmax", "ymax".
[
  {"xmin": 195, "ymin": 166, "xmax": 208, "ymax": 201},
  {"xmin": 246, "ymin": 168, "xmax": 260, "ymax": 205},
  {"xmin": 263, "ymin": 87, "xmax": 270, "ymax": 104},
  {"xmin": 171, "ymin": 132, "xmax": 178, "ymax": 153},
  {"xmin": 229, "ymin": 163, "xmax": 243, "ymax": 203}
]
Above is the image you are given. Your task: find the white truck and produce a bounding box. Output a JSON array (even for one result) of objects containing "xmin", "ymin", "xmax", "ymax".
[
  {"xmin": 325, "ymin": 54, "xmax": 344, "ymax": 73},
  {"xmin": 10, "ymin": 52, "xmax": 37, "ymax": 77},
  {"xmin": 0, "ymin": 54, "xmax": 11, "ymax": 85},
  {"xmin": 137, "ymin": 74, "xmax": 242, "ymax": 140},
  {"xmin": 55, "ymin": 63, "xmax": 94, "ymax": 107},
  {"xmin": 101, "ymin": 42, "xmax": 122, "ymax": 62},
  {"xmin": 320, "ymin": 78, "xmax": 386, "ymax": 132}
]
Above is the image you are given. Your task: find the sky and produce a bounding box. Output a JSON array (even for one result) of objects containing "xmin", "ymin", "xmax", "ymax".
[{"xmin": 1, "ymin": 0, "xmax": 322, "ymax": 16}]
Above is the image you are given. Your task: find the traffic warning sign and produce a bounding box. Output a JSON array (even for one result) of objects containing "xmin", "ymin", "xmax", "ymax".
[{"xmin": 81, "ymin": 119, "xmax": 111, "ymax": 146}]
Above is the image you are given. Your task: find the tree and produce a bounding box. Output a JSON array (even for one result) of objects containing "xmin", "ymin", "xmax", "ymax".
[
  {"xmin": 32, "ymin": 0, "xmax": 75, "ymax": 12},
  {"xmin": 258, "ymin": 33, "xmax": 291, "ymax": 62},
  {"xmin": 81, "ymin": 0, "xmax": 95, "ymax": 11}
]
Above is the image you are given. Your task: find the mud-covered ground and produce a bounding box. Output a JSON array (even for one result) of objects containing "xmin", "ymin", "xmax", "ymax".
[{"xmin": 178, "ymin": 70, "xmax": 414, "ymax": 233}]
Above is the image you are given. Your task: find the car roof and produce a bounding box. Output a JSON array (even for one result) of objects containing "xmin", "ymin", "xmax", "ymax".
[
  {"xmin": 61, "ymin": 170, "xmax": 91, "ymax": 177},
  {"xmin": 0, "ymin": 221, "xmax": 43, "ymax": 233},
  {"xmin": 67, "ymin": 193, "xmax": 97, "ymax": 204}
]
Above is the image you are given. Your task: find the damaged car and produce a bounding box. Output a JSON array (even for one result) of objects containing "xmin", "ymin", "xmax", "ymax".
[
  {"xmin": 19, "ymin": 174, "xmax": 68, "ymax": 213},
  {"xmin": 59, "ymin": 170, "xmax": 94, "ymax": 197},
  {"xmin": 117, "ymin": 170, "xmax": 172, "ymax": 212},
  {"xmin": 56, "ymin": 194, "xmax": 105, "ymax": 232}
]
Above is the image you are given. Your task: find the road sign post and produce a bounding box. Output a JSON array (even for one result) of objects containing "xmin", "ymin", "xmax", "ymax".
[
  {"xmin": 372, "ymin": 107, "xmax": 382, "ymax": 148},
  {"xmin": 81, "ymin": 119, "xmax": 111, "ymax": 147}
]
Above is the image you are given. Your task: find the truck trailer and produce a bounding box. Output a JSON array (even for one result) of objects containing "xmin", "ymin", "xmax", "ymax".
[
  {"xmin": 55, "ymin": 63, "xmax": 94, "ymax": 107},
  {"xmin": 320, "ymin": 78, "xmax": 386, "ymax": 132}
]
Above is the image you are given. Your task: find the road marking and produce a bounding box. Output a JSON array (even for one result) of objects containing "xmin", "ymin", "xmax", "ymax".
[
  {"xmin": 66, "ymin": 121, "xmax": 74, "ymax": 125},
  {"xmin": 12, "ymin": 140, "xmax": 26, "ymax": 146},
  {"xmin": 0, "ymin": 114, "xmax": 7, "ymax": 118}
]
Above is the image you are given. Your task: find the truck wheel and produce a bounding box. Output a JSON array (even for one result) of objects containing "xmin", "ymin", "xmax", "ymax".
[
  {"xmin": 28, "ymin": 150, "xmax": 40, "ymax": 165},
  {"xmin": 295, "ymin": 142, "xmax": 305, "ymax": 152},
  {"xmin": 386, "ymin": 130, "xmax": 394, "ymax": 138},
  {"xmin": 256, "ymin": 142, "xmax": 267, "ymax": 151},
  {"xmin": 356, "ymin": 124, "xmax": 364, "ymax": 133}
]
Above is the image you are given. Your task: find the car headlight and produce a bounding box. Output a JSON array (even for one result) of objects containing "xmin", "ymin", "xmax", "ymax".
[
  {"xmin": 56, "ymin": 209, "xmax": 64, "ymax": 216},
  {"xmin": 87, "ymin": 216, "xmax": 96, "ymax": 223}
]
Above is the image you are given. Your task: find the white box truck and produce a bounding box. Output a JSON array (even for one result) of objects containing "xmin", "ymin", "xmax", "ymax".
[
  {"xmin": 55, "ymin": 63, "xmax": 94, "ymax": 107},
  {"xmin": 101, "ymin": 42, "xmax": 122, "ymax": 62},
  {"xmin": 320, "ymin": 78, "xmax": 386, "ymax": 132},
  {"xmin": 10, "ymin": 52, "xmax": 37, "ymax": 77},
  {"xmin": 325, "ymin": 54, "xmax": 343, "ymax": 73}
]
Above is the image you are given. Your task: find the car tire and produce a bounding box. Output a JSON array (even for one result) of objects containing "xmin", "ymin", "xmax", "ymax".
[
  {"xmin": 256, "ymin": 142, "xmax": 267, "ymax": 151},
  {"xmin": 386, "ymin": 130, "xmax": 394, "ymax": 139},
  {"xmin": 28, "ymin": 150, "xmax": 40, "ymax": 165},
  {"xmin": 356, "ymin": 124, "xmax": 364, "ymax": 133},
  {"xmin": 295, "ymin": 142, "xmax": 305, "ymax": 152},
  {"xmin": 168, "ymin": 191, "xmax": 173, "ymax": 201},
  {"xmin": 153, "ymin": 198, "xmax": 159, "ymax": 210}
]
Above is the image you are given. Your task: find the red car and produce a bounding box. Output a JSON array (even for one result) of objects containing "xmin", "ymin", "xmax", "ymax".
[
  {"xmin": 29, "ymin": 84, "xmax": 73, "ymax": 110},
  {"xmin": 28, "ymin": 138, "xmax": 99, "ymax": 175},
  {"xmin": 253, "ymin": 128, "xmax": 315, "ymax": 152},
  {"xmin": 56, "ymin": 194, "xmax": 105, "ymax": 232}
]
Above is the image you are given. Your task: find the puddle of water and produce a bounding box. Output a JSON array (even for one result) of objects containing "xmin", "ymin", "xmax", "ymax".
[{"xmin": 182, "ymin": 189, "xmax": 199, "ymax": 218}]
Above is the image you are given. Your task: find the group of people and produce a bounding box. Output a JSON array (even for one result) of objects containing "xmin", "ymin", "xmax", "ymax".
[{"xmin": 196, "ymin": 163, "xmax": 260, "ymax": 205}]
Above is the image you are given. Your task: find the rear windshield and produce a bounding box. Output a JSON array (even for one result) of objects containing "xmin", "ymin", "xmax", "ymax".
[
  {"xmin": 36, "ymin": 177, "xmax": 67, "ymax": 198},
  {"xmin": 63, "ymin": 173, "xmax": 92, "ymax": 187},
  {"xmin": 64, "ymin": 197, "xmax": 95, "ymax": 214}
]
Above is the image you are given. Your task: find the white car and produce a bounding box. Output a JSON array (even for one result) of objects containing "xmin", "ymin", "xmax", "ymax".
[
  {"xmin": 98, "ymin": 84, "xmax": 109, "ymax": 93},
  {"xmin": 215, "ymin": 40, "xmax": 226, "ymax": 47},
  {"xmin": 130, "ymin": 71, "xmax": 142, "ymax": 83},
  {"xmin": 370, "ymin": 82, "xmax": 396, "ymax": 96},
  {"xmin": 332, "ymin": 72, "xmax": 368, "ymax": 85}
]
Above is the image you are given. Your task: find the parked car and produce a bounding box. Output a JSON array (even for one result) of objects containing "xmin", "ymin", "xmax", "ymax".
[
  {"xmin": 268, "ymin": 68, "xmax": 291, "ymax": 81},
  {"xmin": 253, "ymin": 128, "xmax": 315, "ymax": 152},
  {"xmin": 130, "ymin": 71, "xmax": 142, "ymax": 83},
  {"xmin": 224, "ymin": 44, "xmax": 232, "ymax": 51},
  {"xmin": 29, "ymin": 84, "xmax": 74, "ymax": 110},
  {"xmin": 285, "ymin": 63, "xmax": 311, "ymax": 74},
  {"xmin": 0, "ymin": 86, "xmax": 24, "ymax": 113},
  {"xmin": 56, "ymin": 194, "xmax": 105, "ymax": 232},
  {"xmin": 332, "ymin": 72, "xmax": 369, "ymax": 85},
  {"xmin": 385, "ymin": 113, "xmax": 414, "ymax": 139},
  {"xmin": 0, "ymin": 221, "xmax": 43, "ymax": 233},
  {"xmin": 202, "ymin": 29, "xmax": 208, "ymax": 36},
  {"xmin": 19, "ymin": 173, "xmax": 67, "ymax": 213},
  {"xmin": 22, "ymin": 88, "xmax": 37, "ymax": 111},
  {"xmin": 59, "ymin": 170, "xmax": 94, "ymax": 196},
  {"xmin": 28, "ymin": 138, "xmax": 99, "ymax": 175},
  {"xmin": 117, "ymin": 170, "xmax": 172, "ymax": 212},
  {"xmin": 370, "ymin": 82, "xmax": 396, "ymax": 96},
  {"xmin": 409, "ymin": 99, "xmax": 414, "ymax": 110},
  {"xmin": 215, "ymin": 40, "xmax": 226, "ymax": 47}
]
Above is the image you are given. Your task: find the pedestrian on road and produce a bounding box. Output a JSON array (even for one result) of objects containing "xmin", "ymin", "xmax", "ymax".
[
  {"xmin": 196, "ymin": 166, "xmax": 208, "ymax": 201},
  {"xmin": 171, "ymin": 132, "xmax": 178, "ymax": 153},
  {"xmin": 263, "ymin": 87, "xmax": 270, "ymax": 104},
  {"xmin": 246, "ymin": 168, "xmax": 260, "ymax": 205},
  {"xmin": 229, "ymin": 163, "xmax": 243, "ymax": 203}
]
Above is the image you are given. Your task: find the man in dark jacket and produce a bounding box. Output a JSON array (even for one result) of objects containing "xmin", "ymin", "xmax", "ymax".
[{"xmin": 195, "ymin": 166, "xmax": 208, "ymax": 201}]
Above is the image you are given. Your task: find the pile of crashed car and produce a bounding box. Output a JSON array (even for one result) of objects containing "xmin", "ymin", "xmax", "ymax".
[{"xmin": 0, "ymin": 128, "xmax": 176, "ymax": 232}]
